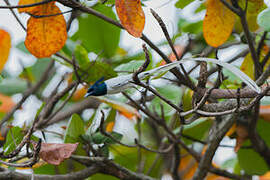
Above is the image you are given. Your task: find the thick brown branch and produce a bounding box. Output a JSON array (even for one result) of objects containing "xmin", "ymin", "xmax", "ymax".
[
  {"xmin": 192, "ymin": 114, "xmax": 237, "ymax": 180},
  {"xmin": 0, "ymin": 165, "xmax": 100, "ymax": 180}
]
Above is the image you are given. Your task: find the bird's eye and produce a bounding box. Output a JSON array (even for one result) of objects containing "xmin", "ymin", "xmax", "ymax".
[{"xmin": 116, "ymin": 83, "xmax": 122, "ymax": 87}]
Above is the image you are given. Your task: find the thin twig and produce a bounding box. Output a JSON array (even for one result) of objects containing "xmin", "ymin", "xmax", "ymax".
[
  {"xmin": 257, "ymin": 31, "xmax": 267, "ymax": 58},
  {"xmin": 27, "ymin": 10, "xmax": 73, "ymax": 18},
  {"xmin": 3, "ymin": 0, "xmax": 26, "ymax": 31},
  {"xmin": 150, "ymin": 8, "xmax": 196, "ymax": 90},
  {"xmin": 0, "ymin": 0, "xmax": 51, "ymax": 9}
]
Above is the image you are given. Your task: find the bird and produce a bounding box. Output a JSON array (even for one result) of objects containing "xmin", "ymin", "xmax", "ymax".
[{"xmin": 84, "ymin": 57, "xmax": 261, "ymax": 97}]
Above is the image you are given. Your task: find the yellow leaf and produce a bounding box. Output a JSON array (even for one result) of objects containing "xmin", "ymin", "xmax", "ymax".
[
  {"xmin": 235, "ymin": 0, "xmax": 266, "ymax": 32},
  {"xmin": 182, "ymin": 89, "xmax": 193, "ymax": 118},
  {"xmin": 241, "ymin": 48, "xmax": 270, "ymax": 79},
  {"xmin": 240, "ymin": 53, "xmax": 255, "ymax": 79},
  {"xmin": 203, "ymin": 0, "xmax": 236, "ymax": 47},
  {"xmin": 115, "ymin": 0, "xmax": 145, "ymax": 37},
  {"xmin": 0, "ymin": 29, "xmax": 11, "ymax": 72},
  {"xmin": 106, "ymin": 121, "xmax": 115, "ymax": 132},
  {"xmin": 239, "ymin": 0, "xmax": 265, "ymax": 14},
  {"xmin": 25, "ymin": 3, "xmax": 67, "ymax": 58},
  {"xmin": 226, "ymin": 123, "xmax": 236, "ymax": 137}
]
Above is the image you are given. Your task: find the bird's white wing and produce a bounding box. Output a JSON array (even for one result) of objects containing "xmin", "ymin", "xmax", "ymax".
[
  {"xmin": 139, "ymin": 57, "xmax": 261, "ymax": 93},
  {"xmin": 105, "ymin": 74, "xmax": 133, "ymax": 94}
]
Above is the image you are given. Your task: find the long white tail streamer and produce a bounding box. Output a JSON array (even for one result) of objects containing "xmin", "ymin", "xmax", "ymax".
[{"xmin": 139, "ymin": 57, "xmax": 261, "ymax": 93}]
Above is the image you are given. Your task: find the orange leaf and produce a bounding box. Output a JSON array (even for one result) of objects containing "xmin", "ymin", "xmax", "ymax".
[
  {"xmin": 206, "ymin": 174, "xmax": 229, "ymax": 180},
  {"xmin": 16, "ymin": 160, "xmax": 46, "ymax": 170},
  {"xmin": 115, "ymin": 0, "xmax": 145, "ymax": 37},
  {"xmin": 0, "ymin": 29, "xmax": 11, "ymax": 72},
  {"xmin": 178, "ymin": 151, "xmax": 228, "ymax": 180},
  {"xmin": 18, "ymin": 0, "xmax": 54, "ymax": 13},
  {"xmin": 38, "ymin": 142, "xmax": 78, "ymax": 165},
  {"xmin": 119, "ymin": 111, "xmax": 135, "ymax": 120},
  {"xmin": 0, "ymin": 132, "xmax": 5, "ymax": 141},
  {"xmin": 203, "ymin": 0, "xmax": 236, "ymax": 47},
  {"xmin": 160, "ymin": 45, "xmax": 185, "ymax": 66},
  {"xmin": 25, "ymin": 3, "xmax": 67, "ymax": 58},
  {"xmin": 260, "ymin": 105, "xmax": 270, "ymax": 122},
  {"xmin": 260, "ymin": 171, "xmax": 270, "ymax": 180},
  {"xmin": 97, "ymin": 96, "xmax": 141, "ymax": 119},
  {"xmin": 0, "ymin": 94, "xmax": 15, "ymax": 113},
  {"xmin": 178, "ymin": 154, "xmax": 198, "ymax": 180}
]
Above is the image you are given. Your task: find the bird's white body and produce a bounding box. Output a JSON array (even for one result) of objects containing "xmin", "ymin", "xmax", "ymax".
[
  {"xmin": 104, "ymin": 57, "xmax": 261, "ymax": 94},
  {"xmin": 105, "ymin": 74, "xmax": 134, "ymax": 94}
]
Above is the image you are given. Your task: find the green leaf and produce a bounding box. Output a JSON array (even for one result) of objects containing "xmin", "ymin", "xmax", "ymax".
[
  {"xmin": 16, "ymin": 41, "xmax": 30, "ymax": 54},
  {"xmin": 113, "ymin": 52, "xmax": 146, "ymax": 66},
  {"xmin": 195, "ymin": 3, "xmax": 206, "ymax": 13},
  {"xmin": 181, "ymin": 20, "xmax": 203, "ymax": 34},
  {"xmin": 0, "ymin": 78, "xmax": 28, "ymax": 95},
  {"xmin": 182, "ymin": 118, "xmax": 212, "ymax": 145},
  {"xmin": 74, "ymin": 45, "xmax": 89, "ymax": 68},
  {"xmin": 221, "ymin": 158, "xmax": 237, "ymax": 169},
  {"xmin": 108, "ymin": 131, "xmax": 123, "ymax": 143},
  {"xmin": 31, "ymin": 58, "xmax": 53, "ymax": 82},
  {"xmin": 91, "ymin": 131, "xmax": 123, "ymax": 144},
  {"xmin": 99, "ymin": 144, "xmax": 109, "ymax": 157},
  {"xmin": 72, "ymin": 4, "xmax": 120, "ymax": 58},
  {"xmin": 258, "ymin": 8, "xmax": 270, "ymax": 31},
  {"xmin": 111, "ymin": 145, "xmax": 163, "ymax": 176},
  {"xmin": 91, "ymin": 132, "xmax": 107, "ymax": 144},
  {"xmin": 105, "ymin": 108, "xmax": 116, "ymax": 124},
  {"xmin": 64, "ymin": 114, "xmax": 85, "ymax": 143},
  {"xmin": 237, "ymin": 119, "xmax": 270, "ymax": 175},
  {"xmin": 61, "ymin": 39, "xmax": 77, "ymax": 58},
  {"xmin": 115, "ymin": 60, "xmax": 145, "ymax": 73},
  {"xmin": 234, "ymin": 160, "xmax": 242, "ymax": 175},
  {"xmin": 3, "ymin": 126, "xmax": 24, "ymax": 155},
  {"xmin": 237, "ymin": 142, "xmax": 268, "ymax": 175},
  {"xmin": 150, "ymin": 84, "xmax": 182, "ymax": 116},
  {"xmin": 64, "ymin": 114, "xmax": 87, "ymax": 173},
  {"xmin": 175, "ymin": 0, "xmax": 193, "ymax": 9},
  {"xmin": 34, "ymin": 164, "xmax": 55, "ymax": 175},
  {"xmin": 80, "ymin": 61, "xmax": 117, "ymax": 83}
]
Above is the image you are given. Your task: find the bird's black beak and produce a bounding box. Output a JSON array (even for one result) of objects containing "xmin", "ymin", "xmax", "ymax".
[
  {"xmin": 84, "ymin": 88, "xmax": 94, "ymax": 98},
  {"xmin": 84, "ymin": 92, "xmax": 92, "ymax": 98}
]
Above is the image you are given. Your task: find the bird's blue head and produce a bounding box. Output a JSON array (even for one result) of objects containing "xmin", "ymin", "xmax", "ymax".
[{"xmin": 84, "ymin": 77, "xmax": 107, "ymax": 97}]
